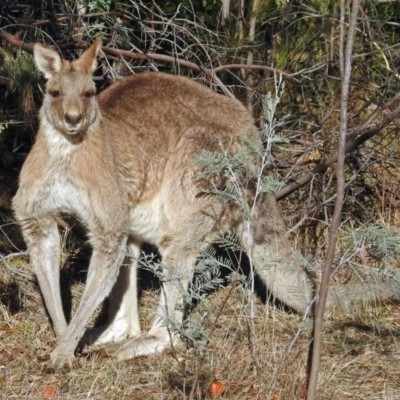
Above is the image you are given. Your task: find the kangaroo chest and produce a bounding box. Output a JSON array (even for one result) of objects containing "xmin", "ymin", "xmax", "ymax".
[{"xmin": 36, "ymin": 171, "xmax": 91, "ymax": 221}]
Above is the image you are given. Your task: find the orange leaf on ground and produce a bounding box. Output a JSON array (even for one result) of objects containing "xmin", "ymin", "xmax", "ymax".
[
  {"xmin": 207, "ymin": 381, "xmax": 224, "ymax": 397},
  {"xmin": 43, "ymin": 385, "xmax": 57, "ymax": 398}
]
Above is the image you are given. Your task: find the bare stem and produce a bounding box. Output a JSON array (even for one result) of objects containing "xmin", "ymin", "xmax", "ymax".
[{"xmin": 307, "ymin": 1, "xmax": 360, "ymax": 398}]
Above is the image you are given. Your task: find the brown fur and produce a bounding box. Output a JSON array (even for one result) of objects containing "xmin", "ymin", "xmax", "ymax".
[{"xmin": 13, "ymin": 39, "xmax": 399, "ymax": 370}]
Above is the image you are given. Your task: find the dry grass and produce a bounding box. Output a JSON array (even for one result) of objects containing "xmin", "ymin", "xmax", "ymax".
[{"xmin": 1, "ymin": 242, "xmax": 400, "ymax": 400}]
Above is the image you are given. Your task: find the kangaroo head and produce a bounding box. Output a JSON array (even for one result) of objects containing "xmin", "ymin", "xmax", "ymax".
[{"xmin": 34, "ymin": 38, "xmax": 102, "ymax": 137}]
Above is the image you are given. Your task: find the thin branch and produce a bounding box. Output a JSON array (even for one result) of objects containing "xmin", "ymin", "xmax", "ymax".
[
  {"xmin": 0, "ymin": 29, "xmax": 34, "ymax": 53},
  {"xmin": 307, "ymin": 1, "xmax": 360, "ymax": 398},
  {"xmin": 211, "ymin": 63, "xmax": 293, "ymax": 80}
]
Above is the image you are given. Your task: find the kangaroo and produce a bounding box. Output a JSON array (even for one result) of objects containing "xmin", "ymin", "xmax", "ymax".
[{"xmin": 13, "ymin": 39, "xmax": 400, "ymax": 370}]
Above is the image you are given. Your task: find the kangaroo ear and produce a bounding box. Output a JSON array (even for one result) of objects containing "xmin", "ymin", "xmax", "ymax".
[
  {"xmin": 74, "ymin": 37, "xmax": 102, "ymax": 74},
  {"xmin": 34, "ymin": 43, "xmax": 63, "ymax": 79}
]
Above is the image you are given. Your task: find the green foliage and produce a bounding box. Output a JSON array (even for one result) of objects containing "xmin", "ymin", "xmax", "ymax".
[
  {"xmin": 352, "ymin": 225, "xmax": 400, "ymax": 267},
  {"xmin": 275, "ymin": 0, "xmax": 290, "ymax": 10},
  {"xmin": 88, "ymin": 0, "xmax": 112, "ymax": 12},
  {"xmin": 261, "ymin": 76, "xmax": 290, "ymax": 150},
  {"xmin": 178, "ymin": 313, "xmax": 210, "ymax": 355},
  {"xmin": 258, "ymin": 175, "xmax": 283, "ymax": 193},
  {"xmin": 0, "ymin": 49, "xmax": 38, "ymax": 92},
  {"xmin": 0, "ymin": 48, "xmax": 41, "ymax": 129},
  {"xmin": 195, "ymin": 140, "xmax": 258, "ymax": 214}
]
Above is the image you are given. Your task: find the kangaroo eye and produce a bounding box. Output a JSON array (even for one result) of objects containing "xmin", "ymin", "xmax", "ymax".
[
  {"xmin": 84, "ymin": 91, "xmax": 94, "ymax": 98},
  {"xmin": 49, "ymin": 90, "xmax": 60, "ymax": 98}
]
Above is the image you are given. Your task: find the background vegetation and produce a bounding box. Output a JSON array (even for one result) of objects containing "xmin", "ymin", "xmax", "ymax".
[{"xmin": 1, "ymin": 0, "xmax": 400, "ymax": 398}]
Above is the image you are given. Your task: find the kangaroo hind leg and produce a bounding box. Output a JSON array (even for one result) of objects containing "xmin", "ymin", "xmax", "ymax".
[
  {"xmin": 103, "ymin": 240, "xmax": 203, "ymax": 361},
  {"xmin": 82, "ymin": 239, "xmax": 142, "ymax": 346}
]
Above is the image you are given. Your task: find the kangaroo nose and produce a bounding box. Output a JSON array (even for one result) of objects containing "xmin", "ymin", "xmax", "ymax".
[{"xmin": 65, "ymin": 113, "xmax": 82, "ymax": 126}]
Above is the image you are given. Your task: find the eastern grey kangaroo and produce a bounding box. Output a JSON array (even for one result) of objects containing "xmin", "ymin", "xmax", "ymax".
[{"xmin": 13, "ymin": 39, "xmax": 399, "ymax": 370}]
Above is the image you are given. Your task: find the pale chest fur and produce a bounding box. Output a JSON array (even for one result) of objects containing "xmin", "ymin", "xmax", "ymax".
[
  {"xmin": 25, "ymin": 165, "xmax": 91, "ymax": 222},
  {"xmin": 42, "ymin": 120, "xmax": 77, "ymax": 158}
]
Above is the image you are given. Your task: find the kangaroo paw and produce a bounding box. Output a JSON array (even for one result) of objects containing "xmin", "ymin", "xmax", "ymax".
[{"xmin": 98, "ymin": 332, "xmax": 180, "ymax": 362}]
